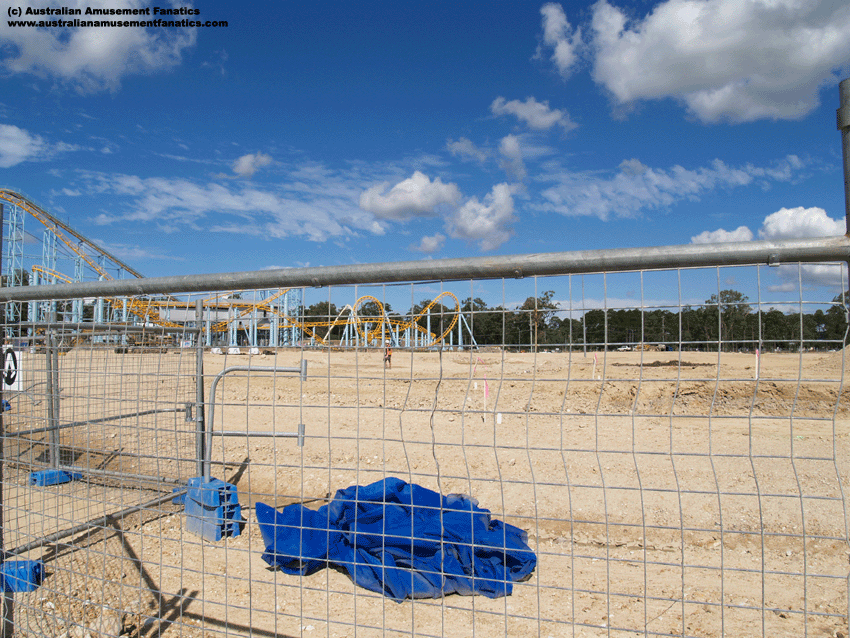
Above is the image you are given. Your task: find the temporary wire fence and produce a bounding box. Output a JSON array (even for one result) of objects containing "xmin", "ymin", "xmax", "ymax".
[{"xmin": 0, "ymin": 244, "xmax": 848, "ymax": 637}]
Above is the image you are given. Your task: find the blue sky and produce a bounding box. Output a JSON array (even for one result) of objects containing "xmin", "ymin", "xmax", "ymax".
[{"xmin": 1, "ymin": 1, "xmax": 850, "ymax": 311}]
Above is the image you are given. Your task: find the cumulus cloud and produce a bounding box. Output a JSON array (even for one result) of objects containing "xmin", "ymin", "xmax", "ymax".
[
  {"xmin": 0, "ymin": 0, "xmax": 196, "ymax": 92},
  {"xmin": 446, "ymin": 137, "xmax": 489, "ymax": 163},
  {"xmin": 0, "ymin": 124, "xmax": 77, "ymax": 167},
  {"xmin": 757, "ymin": 206, "xmax": 845, "ymax": 240},
  {"xmin": 447, "ymin": 183, "xmax": 516, "ymax": 251},
  {"xmin": 691, "ymin": 226, "xmax": 754, "ymax": 244},
  {"xmin": 587, "ymin": 0, "xmax": 850, "ymax": 122},
  {"xmin": 693, "ymin": 207, "xmax": 844, "ymax": 245},
  {"xmin": 491, "ymin": 96, "xmax": 577, "ymax": 132},
  {"xmin": 692, "ymin": 206, "xmax": 846, "ymax": 290},
  {"xmin": 233, "ymin": 152, "xmax": 273, "ymax": 178},
  {"xmin": 359, "ymin": 171, "xmax": 461, "ymax": 220},
  {"xmin": 537, "ymin": 155, "xmax": 804, "ymax": 220},
  {"xmin": 498, "ymin": 135, "xmax": 527, "ymax": 180},
  {"xmin": 760, "ymin": 207, "xmax": 847, "ymax": 290},
  {"xmin": 538, "ymin": 2, "xmax": 583, "ymax": 78},
  {"xmin": 410, "ymin": 233, "xmax": 446, "ymax": 254}
]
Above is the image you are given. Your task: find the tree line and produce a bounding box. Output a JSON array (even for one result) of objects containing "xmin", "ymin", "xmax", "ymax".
[
  {"xmin": 303, "ymin": 289, "xmax": 849, "ymax": 351},
  {"xmin": 3, "ymin": 273, "xmax": 846, "ymax": 351}
]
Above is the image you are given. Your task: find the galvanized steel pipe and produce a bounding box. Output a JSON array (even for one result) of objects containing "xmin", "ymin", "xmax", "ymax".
[{"xmin": 0, "ymin": 237, "xmax": 849, "ymax": 302}]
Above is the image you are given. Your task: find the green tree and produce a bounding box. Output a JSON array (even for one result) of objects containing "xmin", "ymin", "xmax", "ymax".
[
  {"xmin": 759, "ymin": 308, "xmax": 787, "ymax": 350},
  {"xmin": 461, "ymin": 297, "xmax": 501, "ymax": 346},
  {"xmin": 357, "ymin": 300, "xmax": 391, "ymax": 318},
  {"xmin": 582, "ymin": 309, "xmax": 606, "ymax": 348},
  {"xmin": 705, "ymin": 290, "xmax": 751, "ymax": 351},
  {"xmin": 506, "ymin": 291, "xmax": 559, "ymax": 350},
  {"xmin": 304, "ymin": 301, "xmax": 342, "ymax": 340},
  {"xmin": 827, "ymin": 291, "xmax": 849, "ymax": 345}
]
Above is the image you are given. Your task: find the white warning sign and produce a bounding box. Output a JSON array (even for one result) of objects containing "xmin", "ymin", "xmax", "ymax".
[{"xmin": 2, "ymin": 347, "xmax": 20, "ymax": 392}]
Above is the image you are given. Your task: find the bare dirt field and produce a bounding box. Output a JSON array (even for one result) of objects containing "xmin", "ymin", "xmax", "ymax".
[{"xmin": 7, "ymin": 347, "xmax": 850, "ymax": 637}]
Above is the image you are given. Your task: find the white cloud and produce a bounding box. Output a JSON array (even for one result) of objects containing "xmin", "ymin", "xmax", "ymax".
[
  {"xmin": 359, "ymin": 171, "xmax": 461, "ymax": 220},
  {"xmin": 759, "ymin": 207, "xmax": 846, "ymax": 290},
  {"xmin": 691, "ymin": 226, "xmax": 754, "ymax": 244},
  {"xmin": 447, "ymin": 183, "xmax": 515, "ymax": 251},
  {"xmin": 0, "ymin": 124, "xmax": 46, "ymax": 167},
  {"xmin": 491, "ymin": 96, "xmax": 577, "ymax": 131},
  {"xmin": 96, "ymin": 240, "xmax": 178, "ymax": 262},
  {"xmin": 757, "ymin": 206, "xmax": 845, "ymax": 240},
  {"xmin": 233, "ymin": 152, "xmax": 273, "ymax": 178},
  {"xmin": 537, "ymin": 155, "xmax": 804, "ymax": 219},
  {"xmin": 0, "ymin": 0, "xmax": 196, "ymax": 92},
  {"xmin": 75, "ymin": 167, "xmax": 387, "ymax": 243},
  {"xmin": 588, "ymin": 0, "xmax": 850, "ymax": 122},
  {"xmin": 446, "ymin": 137, "xmax": 489, "ymax": 163},
  {"xmin": 539, "ymin": 3, "xmax": 583, "ymax": 78},
  {"xmin": 0, "ymin": 124, "xmax": 78, "ymax": 167},
  {"xmin": 498, "ymin": 135, "xmax": 527, "ymax": 180},
  {"xmin": 692, "ymin": 206, "xmax": 844, "ymax": 245},
  {"xmin": 693, "ymin": 206, "xmax": 846, "ymax": 290},
  {"xmin": 411, "ymin": 233, "xmax": 446, "ymax": 254}
]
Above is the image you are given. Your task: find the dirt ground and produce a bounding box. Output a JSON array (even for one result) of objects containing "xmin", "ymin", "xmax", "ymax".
[{"xmin": 6, "ymin": 347, "xmax": 850, "ymax": 637}]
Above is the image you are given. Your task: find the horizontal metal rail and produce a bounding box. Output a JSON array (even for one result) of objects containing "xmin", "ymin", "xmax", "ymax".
[
  {"xmin": 8, "ymin": 460, "xmax": 186, "ymax": 488},
  {"xmin": 4, "ymin": 490, "xmax": 183, "ymax": 558},
  {"xmin": 205, "ymin": 362, "xmax": 308, "ymax": 481},
  {"xmin": 17, "ymin": 322, "xmax": 201, "ymax": 334},
  {"xmin": 0, "ymin": 236, "xmax": 848, "ymax": 301},
  {"xmin": 12, "ymin": 407, "xmax": 189, "ymax": 438}
]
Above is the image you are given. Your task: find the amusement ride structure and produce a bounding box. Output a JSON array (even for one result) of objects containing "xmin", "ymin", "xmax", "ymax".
[{"xmin": 0, "ymin": 189, "xmax": 476, "ymax": 349}]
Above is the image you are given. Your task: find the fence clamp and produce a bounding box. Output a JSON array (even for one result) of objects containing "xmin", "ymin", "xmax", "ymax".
[{"xmin": 767, "ymin": 253, "xmax": 780, "ymax": 267}]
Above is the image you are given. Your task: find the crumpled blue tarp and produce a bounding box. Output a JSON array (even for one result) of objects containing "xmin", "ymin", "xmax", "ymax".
[{"xmin": 255, "ymin": 477, "xmax": 536, "ymax": 601}]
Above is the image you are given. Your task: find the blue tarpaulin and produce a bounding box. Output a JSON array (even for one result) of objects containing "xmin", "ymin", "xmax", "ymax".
[{"xmin": 256, "ymin": 477, "xmax": 536, "ymax": 601}]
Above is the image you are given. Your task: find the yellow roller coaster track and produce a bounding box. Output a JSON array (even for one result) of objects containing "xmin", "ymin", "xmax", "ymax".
[
  {"xmin": 0, "ymin": 190, "xmax": 144, "ymax": 281},
  {"xmin": 26, "ymin": 271, "xmax": 462, "ymax": 346},
  {"xmin": 5, "ymin": 191, "xmax": 465, "ymax": 346},
  {"xmin": 206, "ymin": 291, "xmax": 462, "ymax": 348},
  {"xmin": 30, "ymin": 266, "xmax": 184, "ymax": 329}
]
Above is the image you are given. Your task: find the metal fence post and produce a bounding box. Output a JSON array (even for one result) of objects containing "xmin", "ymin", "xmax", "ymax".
[
  {"xmin": 0, "ymin": 201, "xmax": 10, "ymax": 638},
  {"xmin": 195, "ymin": 299, "xmax": 206, "ymax": 478},
  {"xmin": 45, "ymin": 328, "xmax": 60, "ymax": 470}
]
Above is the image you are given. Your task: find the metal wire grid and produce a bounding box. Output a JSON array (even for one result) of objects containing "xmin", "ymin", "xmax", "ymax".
[
  {"xmin": 1, "ymin": 319, "xmax": 200, "ymax": 637},
  {"xmin": 0, "ymin": 261, "xmax": 847, "ymax": 637}
]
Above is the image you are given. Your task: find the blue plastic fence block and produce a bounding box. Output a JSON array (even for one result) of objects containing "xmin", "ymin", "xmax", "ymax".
[
  {"xmin": 0, "ymin": 560, "xmax": 45, "ymax": 593},
  {"xmin": 29, "ymin": 469, "xmax": 82, "ymax": 486},
  {"xmin": 184, "ymin": 477, "xmax": 243, "ymax": 541}
]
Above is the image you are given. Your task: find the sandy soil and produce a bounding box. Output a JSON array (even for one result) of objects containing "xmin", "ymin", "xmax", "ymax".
[{"xmin": 5, "ymin": 347, "xmax": 850, "ymax": 637}]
